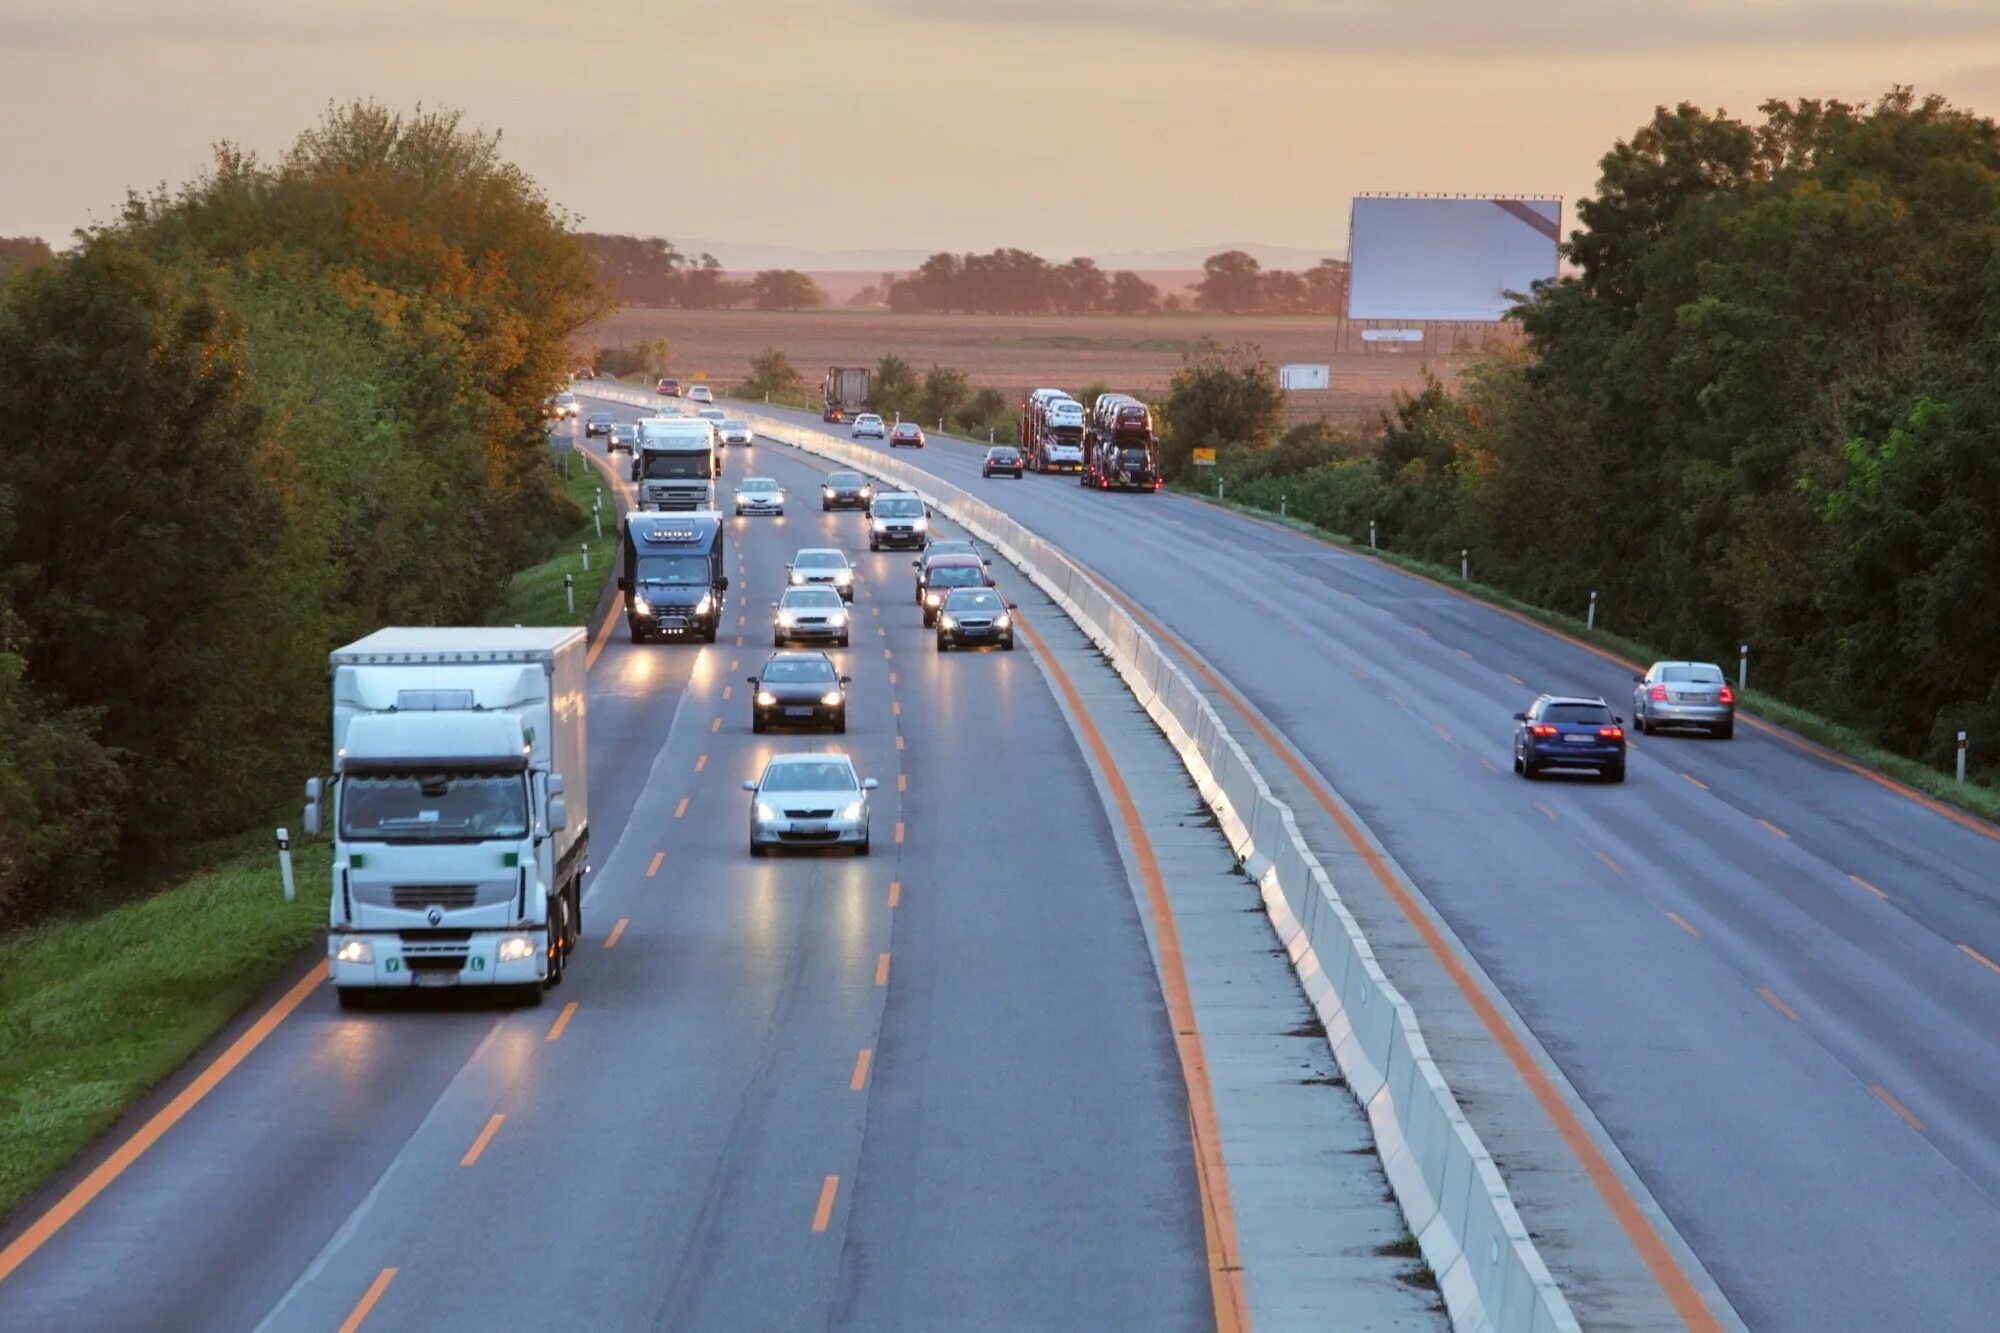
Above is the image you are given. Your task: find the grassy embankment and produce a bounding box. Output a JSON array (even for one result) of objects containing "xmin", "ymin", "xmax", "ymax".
[
  {"xmin": 1172, "ymin": 485, "xmax": 2000, "ymax": 825},
  {"xmin": 0, "ymin": 456, "xmax": 615, "ymax": 1217}
]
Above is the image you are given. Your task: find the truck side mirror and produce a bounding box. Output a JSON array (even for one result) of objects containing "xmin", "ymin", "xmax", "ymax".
[
  {"xmin": 303, "ymin": 777, "xmax": 322, "ymax": 838},
  {"xmin": 548, "ymin": 774, "xmax": 565, "ymax": 797},
  {"xmin": 547, "ymin": 797, "xmax": 568, "ymax": 832},
  {"xmin": 719, "ymin": 576, "xmax": 730, "ymax": 591}
]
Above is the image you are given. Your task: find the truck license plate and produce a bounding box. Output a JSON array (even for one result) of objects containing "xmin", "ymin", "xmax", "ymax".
[{"xmin": 412, "ymin": 971, "xmax": 461, "ymax": 988}]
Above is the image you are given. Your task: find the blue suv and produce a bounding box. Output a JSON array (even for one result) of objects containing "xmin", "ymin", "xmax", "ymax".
[{"xmin": 1514, "ymin": 695, "xmax": 1627, "ymax": 783}]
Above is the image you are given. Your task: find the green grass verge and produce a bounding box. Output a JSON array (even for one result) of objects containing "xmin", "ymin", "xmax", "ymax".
[
  {"xmin": 494, "ymin": 453, "xmax": 618, "ymax": 627},
  {"xmin": 1171, "ymin": 485, "xmax": 2000, "ymax": 826},
  {"xmin": 0, "ymin": 838, "xmax": 331, "ymax": 1214},
  {"xmin": 0, "ymin": 457, "xmax": 618, "ymax": 1221}
]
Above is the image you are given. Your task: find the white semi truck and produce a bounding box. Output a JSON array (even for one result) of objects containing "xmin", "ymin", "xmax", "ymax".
[
  {"xmin": 317, "ymin": 627, "xmax": 589, "ymax": 1007},
  {"xmin": 632, "ymin": 416, "xmax": 719, "ymax": 510}
]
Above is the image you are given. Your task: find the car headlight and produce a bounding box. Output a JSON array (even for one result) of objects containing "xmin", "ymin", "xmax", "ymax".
[
  {"xmin": 834, "ymin": 570, "xmax": 852, "ymax": 586},
  {"xmin": 754, "ymin": 801, "xmax": 779, "ymax": 823},
  {"xmin": 497, "ymin": 936, "xmax": 537, "ymax": 963},
  {"xmin": 913, "ymin": 517, "xmax": 929, "ymax": 531},
  {"xmin": 938, "ymin": 614, "xmax": 957, "ymax": 631},
  {"xmin": 756, "ymin": 690, "xmax": 778, "ymax": 707},
  {"xmin": 828, "ymin": 611, "xmax": 849, "ymax": 627},
  {"xmin": 925, "ymin": 592, "xmax": 942, "ymax": 606},
  {"xmin": 632, "ymin": 597, "xmax": 651, "ymax": 615},
  {"xmin": 838, "ymin": 800, "xmax": 864, "ymax": 821},
  {"xmin": 335, "ymin": 939, "xmax": 373, "ymax": 964},
  {"xmin": 696, "ymin": 593, "xmax": 713, "ymax": 615},
  {"xmin": 776, "ymin": 610, "xmax": 796, "ymax": 627},
  {"xmin": 790, "ymin": 571, "xmax": 805, "ymax": 584},
  {"xmin": 860, "ymin": 488, "xmax": 873, "ymax": 499},
  {"xmin": 821, "ymin": 690, "xmax": 844, "ymax": 707},
  {"xmin": 870, "ymin": 518, "xmax": 887, "ymax": 531},
  {"xmin": 995, "ymin": 613, "xmax": 1011, "ymax": 630}
]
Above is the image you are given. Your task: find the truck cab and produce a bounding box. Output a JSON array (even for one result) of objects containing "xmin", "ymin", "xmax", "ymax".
[
  {"xmin": 632, "ymin": 417, "xmax": 719, "ymax": 510},
  {"xmin": 322, "ymin": 628, "xmax": 589, "ymax": 1007},
  {"xmin": 621, "ymin": 511, "xmax": 728, "ymax": 642}
]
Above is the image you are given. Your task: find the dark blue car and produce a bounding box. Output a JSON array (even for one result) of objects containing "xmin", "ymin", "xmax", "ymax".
[{"xmin": 1513, "ymin": 695, "xmax": 1627, "ymax": 783}]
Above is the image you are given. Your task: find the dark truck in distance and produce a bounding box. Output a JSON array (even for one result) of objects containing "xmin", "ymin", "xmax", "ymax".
[
  {"xmin": 823, "ymin": 366, "xmax": 870, "ymax": 422},
  {"xmin": 620, "ymin": 511, "xmax": 728, "ymax": 643}
]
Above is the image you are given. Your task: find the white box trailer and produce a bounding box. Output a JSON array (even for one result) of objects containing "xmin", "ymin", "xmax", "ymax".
[{"xmin": 321, "ymin": 627, "xmax": 589, "ymax": 1006}]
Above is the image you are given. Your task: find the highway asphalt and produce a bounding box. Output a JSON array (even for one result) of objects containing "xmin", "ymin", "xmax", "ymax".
[
  {"xmin": 725, "ymin": 398, "xmax": 2000, "ymax": 1332},
  {"xmin": 0, "ymin": 424, "xmax": 1209, "ymax": 1330}
]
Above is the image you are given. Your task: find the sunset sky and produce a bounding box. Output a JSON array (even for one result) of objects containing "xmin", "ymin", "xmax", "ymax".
[{"xmin": 6, "ymin": 1, "xmax": 2000, "ymax": 259}]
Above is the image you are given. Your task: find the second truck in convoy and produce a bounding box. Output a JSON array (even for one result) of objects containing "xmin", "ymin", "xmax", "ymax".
[
  {"xmin": 320, "ymin": 628, "xmax": 589, "ymax": 1007},
  {"xmin": 823, "ymin": 366, "xmax": 870, "ymax": 422},
  {"xmin": 620, "ymin": 511, "xmax": 728, "ymax": 642},
  {"xmin": 1082, "ymin": 393, "xmax": 1163, "ymax": 491},
  {"xmin": 631, "ymin": 415, "xmax": 719, "ymax": 510}
]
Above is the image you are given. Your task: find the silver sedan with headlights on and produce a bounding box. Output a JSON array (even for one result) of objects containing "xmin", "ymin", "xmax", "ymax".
[
  {"xmin": 1632, "ymin": 661, "xmax": 1736, "ymax": 738},
  {"xmin": 936, "ymin": 587, "xmax": 1015, "ymax": 651},
  {"xmin": 719, "ymin": 418, "xmax": 754, "ymax": 447},
  {"xmin": 745, "ymin": 752, "xmax": 878, "ymax": 856},
  {"xmin": 787, "ymin": 547, "xmax": 855, "ymax": 601},
  {"xmin": 773, "ymin": 586, "xmax": 851, "ymax": 647},
  {"xmin": 734, "ymin": 477, "xmax": 786, "ymax": 516}
]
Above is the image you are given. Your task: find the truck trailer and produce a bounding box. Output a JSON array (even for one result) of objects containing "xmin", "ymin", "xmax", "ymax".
[
  {"xmin": 823, "ymin": 366, "xmax": 870, "ymax": 422},
  {"xmin": 1083, "ymin": 394, "xmax": 1163, "ymax": 492},
  {"xmin": 620, "ymin": 511, "xmax": 728, "ymax": 642},
  {"xmin": 633, "ymin": 416, "xmax": 719, "ymax": 510},
  {"xmin": 321, "ymin": 627, "xmax": 589, "ymax": 1007},
  {"xmin": 1020, "ymin": 388, "xmax": 1086, "ymax": 473}
]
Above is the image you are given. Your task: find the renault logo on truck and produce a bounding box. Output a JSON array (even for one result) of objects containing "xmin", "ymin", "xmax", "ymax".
[{"xmin": 426, "ymin": 906, "xmax": 445, "ymax": 926}]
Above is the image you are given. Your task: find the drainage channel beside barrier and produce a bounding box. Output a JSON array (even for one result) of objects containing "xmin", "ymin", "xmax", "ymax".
[{"xmin": 579, "ymin": 384, "xmax": 1580, "ymax": 1333}]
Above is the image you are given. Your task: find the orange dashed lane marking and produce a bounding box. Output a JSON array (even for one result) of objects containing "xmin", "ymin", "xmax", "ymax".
[
  {"xmin": 674, "ymin": 798, "xmax": 689, "ymax": 819},
  {"xmin": 546, "ymin": 1001, "xmax": 578, "ymax": 1042},
  {"xmin": 850, "ymin": 1049, "xmax": 873, "ymax": 1090},
  {"xmin": 1594, "ymin": 850, "xmax": 1624, "ymax": 876},
  {"xmin": 887, "ymin": 881, "xmax": 901, "ymax": 907},
  {"xmin": 1667, "ymin": 912, "xmax": 1702, "ymax": 938},
  {"xmin": 338, "ymin": 1268, "xmax": 398, "ymax": 1333},
  {"xmin": 1850, "ymin": 874, "xmax": 1888, "ymax": 900},
  {"xmin": 1757, "ymin": 818, "xmax": 1791, "ymax": 840},
  {"xmin": 1681, "ymin": 772, "xmax": 1709, "ymax": 791},
  {"xmin": 604, "ymin": 918, "xmax": 629, "ymax": 948},
  {"xmin": 695, "ymin": 754, "xmax": 708, "ymax": 772},
  {"xmin": 461, "ymin": 1114, "xmax": 506, "ymax": 1166},
  {"xmin": 875, "ymin": 953, "xmax": 890, "ymax": 985},
  {"xmin": 812, "ymin": 1175, "xmax": 840, "ymax": 1231},
  {"xmin": 1872, "ymin": 1084, "xmax": 1925, "ymax": 1132},
  {"xmin": 893, "ymin": 822, "xmax": 905, "ymax": 844},
  {"xmin": 1758, "ymin": 987, "xmax": 1800, "ymax": 1022},
  {"xmin": 897, "ymin": 774, "xmax": 907, "ymax": 793},
  {"xmin": 646, "ymin": 852, "xmax": 664, "ymax": 877},
  {"xmin": 711, "ymin": 718, "xmax": 722, "ymax": 733}
]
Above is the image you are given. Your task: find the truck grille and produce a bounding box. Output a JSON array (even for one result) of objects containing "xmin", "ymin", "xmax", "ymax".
[{"xmin": 391, "ymin": 885, "xmax": 477, "ymax": 910}]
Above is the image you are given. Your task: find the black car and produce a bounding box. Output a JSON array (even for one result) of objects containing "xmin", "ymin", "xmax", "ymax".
[
  {"xmin": 821, "ymin": 470, "xmax": 874, "ymax": 511},
  {"xmin": 982, "ymin": 446, "xmax": 1024, "ymax": 478},
  {"xmin": 1513, "ymin": 694, "xmax": 1627, "ymax": 782},
  {"xmin": 584, "ymin": 411, "xmax": 616, "ymax": 438},
  {"xmin": 749, "ymin": 652, "xmax": 850, "ymax": 733},
  {"xmin": 936, "ymin": 588, "xmax": 1014, "ymax": 652}
]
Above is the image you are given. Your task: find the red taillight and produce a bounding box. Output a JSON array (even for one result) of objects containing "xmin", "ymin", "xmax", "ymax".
[
  {"xmin": 1530, "ymin": 724, "xmax": 1558, "ymax": 737},
  {"xmin": 1647, "ymin": 684, "xmax": 1667, "ymax": 701},
  {"xmin": 1599, "ymin": 726, "xmax": 1625, "ymax": 740},
  {"xmin": 1718, "ymin": 684, "xmax": 1734, "ymax": 704}
]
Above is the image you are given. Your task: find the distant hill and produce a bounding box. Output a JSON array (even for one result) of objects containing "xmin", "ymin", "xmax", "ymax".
[{"xmin": 678, "ymin": 239, "xmax": 1343, "ymax": 274}]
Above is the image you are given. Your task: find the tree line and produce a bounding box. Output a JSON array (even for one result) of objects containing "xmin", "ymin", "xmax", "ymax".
[
  {"xmin": 886, "ymin": 248, "xmax": 1348, "ymax": 316},
  {"xmin": 1162, "ymin": 90, "xmax": 2000, "ymax": 783},
  {"xmin": 0, "ymin": 102, "xmax": 603, "ymax": 926},
  {"xmin": 581, "ymin": 234, "xmax": 826, "ymax": 309}
]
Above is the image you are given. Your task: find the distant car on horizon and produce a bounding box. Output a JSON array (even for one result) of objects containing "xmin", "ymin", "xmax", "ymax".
[
  {"xmin": 890, "ymin": 422, "xmax": 925, "ymax": 449},
  {"xmin": 719, "ymin": 419, "xmax": 753, "ymax": 447},
  {"xmin": 584, "ymin": 410, "xmax": 615, "ymax": 438},
  {"xmin": 686, "ymin": 385, "xmax": 715, "ymax": 404},
  {"xmin": 851, "ymin": 413, "xmax": 886, "ymax": 440},
  {"xmin": 657, "ymin": 377, "xmax": 682, "ymax": 396}
]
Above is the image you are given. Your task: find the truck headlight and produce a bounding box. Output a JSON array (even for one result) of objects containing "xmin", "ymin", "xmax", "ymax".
[
  {"xmin": 757, "ymin": 690, "xmax": 778, "ymax": 707},
  {"xmin": 335, "ymin": 939, "xmax": 373, "ymax": 965},
  {"xmin": 497, "ymin": 936, "xmax": 537, "ymax": 963},
  {"xmin": 633, "ymin": 597, "xmax": 651, "ymax": 616},
  {"xmin": 695, "ymin": 593, "xmax": 713, "ymax": 615}
]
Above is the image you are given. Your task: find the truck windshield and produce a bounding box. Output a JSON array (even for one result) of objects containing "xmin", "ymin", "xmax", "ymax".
[
  {"xmin": 636, "ymin": 554, "xmax": 710, "ymax": 584},
  {"xmin": 642, "ymin": 453, "xmax": 710, "ymax": 479},
  {"xmin": 340, "ymin": 773, "xmax": 528, "ymax": 841}
]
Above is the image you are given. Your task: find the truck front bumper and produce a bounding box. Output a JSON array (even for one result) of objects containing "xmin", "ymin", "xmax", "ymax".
[{"xmin": 328, "ymin": 930, "xmax": 545, "ymax": 989}]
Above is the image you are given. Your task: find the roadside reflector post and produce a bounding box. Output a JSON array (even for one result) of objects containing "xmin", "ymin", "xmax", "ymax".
[
  {"xmin": 276, "ymin": 828, "xmax": 295, "ymax": 902},
  {"xmin": 1588, "ymin": 590, "xmax": 1598, "ymax": 630},
  {"xmin": 1738, "ymin": 643, "xmax": 1750, "ymax": 693},
  {"xmin": 1958, "ymin": 731, "xmax": 1969, "ymax": 783},
  {"xmin": 1280, "ymin": 493, "xmax": 1288, "ymax": 518},
  {"xmin": 565, "ymin": 573, "xmax": 575, "ymax": 616},
  {"xmin": 1369, "ymin": 518, "xmax": 1377, "ymax": 549},
  {"xmin": 988, "ymin": 427, "xmax": 995, "ymax": 444},
  {"xmin": 581, "ymin": 543, "xmax": 591, "ymax": 572},
  {"xmin": 1461, "ymin": 548, "xmax": 1469, "ymax": 582}
]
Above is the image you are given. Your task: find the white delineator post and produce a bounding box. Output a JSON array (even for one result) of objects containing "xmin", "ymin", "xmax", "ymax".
[
  {"xmin": 1958, "ymin": 731, "xmax": 1969, "ymax": 784},
  {"xmin": 1588, "ymin": 590, "xmax": 1598, "ymax": 630},
  {"xmin": 1460, "ymin": 548, "xmax": 1469, "ymax": 581},
  {"xmin": 1738, "ymin": 643, "xmax": 1750, "ymax": 693},
  {"xmin": 582, "ymin": 543, "xmax": 591, "ymax": 572},
  {"xmin": 565, "ymin": 573, "xmax": 575, "ymax": 616},
  {"xmin": 276, "ymin": 828, "xmax": 295, "ymax": 902}
]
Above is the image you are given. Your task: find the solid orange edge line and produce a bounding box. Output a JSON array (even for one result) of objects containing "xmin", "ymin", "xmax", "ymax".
[
  {"xmin": 1959, "ymin": 943, "xmax": 2000, "ymax": 976},
  {"xmin": 1872, "ymin": 1084, "xmax": 1925, "ymax": 1131},
  {"xmin": 1014, "ymin": 612, "xmax": 1248, "ymax": 1333},
  {"xmin": 461, "ymin": 1113, "xmax": 506, "ymax": 1167},
  {"xmin": 0, "ymin": 959, "xmax": 331, "ymax": 1285},
  {"xmin": 337, "ymin": 1267, "xmax": 398, "ymax": 1333},
  {"xmin": 1106, "ymin": 593, "xmax": 1715, "ymax": 1332},
  {"xmin": 1757, "ymin": 987, "xmax": 1799, "ymax": 1022}
]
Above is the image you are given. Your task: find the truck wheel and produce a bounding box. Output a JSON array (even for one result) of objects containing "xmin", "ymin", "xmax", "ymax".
[
  {"xmin": 703, "ymin": 622, "xmax": 718, "ymax": 643},
  {"xmin": 565, "ymin": 879, "xmax": 582, "ymax": 955},
  {"xmin": 544, "ymin": 906, "xmax": 566, "ymax": 989}
]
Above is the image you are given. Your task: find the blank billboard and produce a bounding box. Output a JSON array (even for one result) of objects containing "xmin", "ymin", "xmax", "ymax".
[{"xmin": 1346, "ymin": 197, "xmax": 1560, "ymax": 322}]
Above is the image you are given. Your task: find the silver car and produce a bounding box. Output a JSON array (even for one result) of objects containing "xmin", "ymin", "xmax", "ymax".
[
  {"xmin": 773, "ymin": 586, "xmax": 851, "ymax": 647},
  {"xmin": 745, "ymin": 752, "xmax": 877, "ymax": 856},
  {"xmin": 788, "ymin": 547, "xmax": 855, "ymax": 600},
  {"xmin": 734, "ymin": 477, "xmax": 785, "ymax": 516},
  {"xmin": 1632, "ymin": 661, "xmax": 1735, "ymax": 738},
  {"xmin": 719, "ymin": 419, "xmax": 754, "ymax": 447}
]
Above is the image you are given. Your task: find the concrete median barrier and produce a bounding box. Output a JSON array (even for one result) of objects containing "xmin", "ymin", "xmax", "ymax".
[{"xmin": 581, "ymin": 384, "xmax": 1579, "ymax": 1333}]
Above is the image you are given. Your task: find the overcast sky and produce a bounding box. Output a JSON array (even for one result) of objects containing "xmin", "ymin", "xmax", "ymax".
[{"xmin": 6, "ymin": 1, "xmax": 2000, "ymax": 258}]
